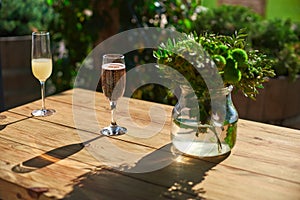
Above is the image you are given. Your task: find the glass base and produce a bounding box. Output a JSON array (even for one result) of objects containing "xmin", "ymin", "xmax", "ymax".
[
  {"xmin": 101, "ymin": 125, "xmax": 127, "ymax": 136},
  {"xmin": 31, "ymin": 109, "xmax": 56, "ymax": 117},
  {"xmin": 172, "ymin": 140, "xmax": 231, "ymax": 157}
]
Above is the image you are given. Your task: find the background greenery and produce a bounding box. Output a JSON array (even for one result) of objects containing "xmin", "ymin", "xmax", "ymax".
[
  {"xmin": 0, "ymin": 0, "xmax": 56, "ymax": 36},
  {"xmin": 192, "ymin": 5, "xmax": 300, "ymax": 81},
  {"xmin": 126, "ymin": 0, "xmax": 299, "ymax": 99},
  {"xmin": 201, "ymin": 0, "xmax": 300, "ymax": 22},
  {"xmin": 0, "ymin": 0, "xmax": 299, "ymax": 104}
]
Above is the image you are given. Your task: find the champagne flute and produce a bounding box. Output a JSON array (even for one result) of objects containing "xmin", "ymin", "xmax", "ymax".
[
  {"xmin": 101, "ymin": 54, "xmax": 127, "ymax": 136},
  {"xmin": 31, "ymin": 31, "xmax": 55, "ymax": 117}
]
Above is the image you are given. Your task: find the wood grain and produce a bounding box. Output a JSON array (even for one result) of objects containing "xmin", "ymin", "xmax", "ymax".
[{"xmin": 0, "ymin": 88, "xmax": 299, "ymax": 200}]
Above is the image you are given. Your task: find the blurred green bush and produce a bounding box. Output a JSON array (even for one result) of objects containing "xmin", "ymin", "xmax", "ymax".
[
  {"xmin": 0, "ymin": 0, "xmax": 55, "ymax": 36},
  {"xmin": 47, "ymin": 0, "xmax": 105, "ymax": 92},
  {"xmin": 2, "ymin": 0, "xmax": 298, "ymax": 103},
  {"xmin": 193, "ymin": 5, "xmax": 300, "ymax": 80},
  {"xmin": 124, "ymin": 0, "xmax": 202, "ymax": 104},
  {"xmin": 251, "ymin": 19, "xmax": 300, "ymax": 80},
  {"xmin": 127, "ymin": 1, "xmax": 300, "ymax": 104},
  {"xmin": 193, "ymin": 5, "xmax": 262, "ymax": 36}
]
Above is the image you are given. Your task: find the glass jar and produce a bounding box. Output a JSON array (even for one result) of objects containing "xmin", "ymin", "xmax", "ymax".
[{"xmin": 171, "ymin": 85, "xmax": 238, "ymax": 157}]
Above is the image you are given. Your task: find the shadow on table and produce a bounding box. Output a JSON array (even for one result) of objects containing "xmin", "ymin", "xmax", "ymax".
[
  {"xmin": 0, "ymin": 115, "xmax": 31, "ymax": 131},
  {"xmin": 12, "ymin": 135, "xmax": 103, "ymax": 173},
  {"xmin": 65, "ymin": 144, "xmax": 229, "ymax": 200}
]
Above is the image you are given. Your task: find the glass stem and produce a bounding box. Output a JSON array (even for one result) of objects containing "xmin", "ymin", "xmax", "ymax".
[
  {"xmin": 40, "ymin": 81, "xmax": 46, "ymax": 110},
  {"xmin": 110, "ymin": 101, "xmax": 117, "ymax": 126}
]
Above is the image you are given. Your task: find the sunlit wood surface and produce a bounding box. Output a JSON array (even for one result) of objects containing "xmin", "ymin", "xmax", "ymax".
[{"xmin": 0, "ymin": 88, "xmax": 299, "ymax": 200}]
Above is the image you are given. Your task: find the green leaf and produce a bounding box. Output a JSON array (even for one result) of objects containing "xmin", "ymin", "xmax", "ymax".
[
  {"xmin": 63, "ymin": 0, "xmax": 71, "ymax": 6},
  {"xmin": 47, "ymin": 0, "xmax": 54, "ymax": 6},
  {"xmin": 224, "ymin": 123, "xmax": 237, "ymax": 148},
  {"xmin": 257, "ymin": 84, "xmax": 264, "ymax": 89},
  {"xmin": 184, "ymin": 19, "xmax": 192, "ymax": 30}
]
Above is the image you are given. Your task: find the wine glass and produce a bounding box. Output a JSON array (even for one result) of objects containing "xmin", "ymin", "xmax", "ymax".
[
  {"xmin": 31, "ymin": 31, "xmax": 55, "ymax": 117},
  {"xmin": 101, "ymin": 54, "xmax": 127, "ymax": 136}
]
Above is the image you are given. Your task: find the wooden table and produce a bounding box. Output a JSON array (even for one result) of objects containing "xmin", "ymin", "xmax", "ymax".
[{"xmin": 0, "ymin": 88, "xmax": 299, "ymax": 200}]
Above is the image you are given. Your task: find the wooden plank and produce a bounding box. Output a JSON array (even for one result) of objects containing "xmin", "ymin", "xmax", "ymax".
[
  {"xmin": 1, "ymin": 115, "xmax": 299, "ymax": 199},
  {"xmin": 0, "ymin": 111, "xmax": 29, "ymax": 130},
  {"xmin": 46, "ymin": 88, "xmax": 173, "ymax": 114},
  {"xmin": 196, "ymin": 164, "xmax": 300, "ymax": 200},
  {"xmin": 8, "ymin": 101, "xmax": 172, "ymax": 150},
  {"xmin": 5, "ymin": 90, "xmax": 300, "ymax": 183},
  {"xmin": 227, "ymin": 119, "xmax": 300, "ymax": 183},
  {"xmin": 9, "ymin": 89, "xmax": 173, "ymax": 148},
  {"xmin": 0, "ymin": 122, "xmax": 201, "ymax": 199},
  {"xmin": 0, "ymin": 137, "xmax": 198, "ymax": 200},
  {"xmin": 0, "ymin": 178, "xmax": 50, "ymax": 200},
  {"xmin": 1, "ymin": 89, "xmax": 300, "ymax": 199},
  {"xmin": 10, "ymin": 88, "xmax": 172, "ymax": 127},
  {"xmin": 125, "ymin": 154, "xmax": 300, "ymax": 200},
  {"xmin": 0, "ymin": 137, "xmax": 92, "ymax": 199},
  {"xmin": 0, "ymin": 114, "xmax": 173, "ymax": 172},
  {"xmin": 63, "ymin": 167, "xmax": 198, "ymax": 200},
  {"xmin": 2, "ymin": 129, "xmax": 298, "ymax": 200}
]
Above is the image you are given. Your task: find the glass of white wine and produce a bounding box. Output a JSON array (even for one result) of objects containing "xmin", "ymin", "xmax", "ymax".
[
  {"xmin": 101, "ymin": 54, "xmax": 127, "ymax": 135},
  {"xmin": 31, "ymin": 31, "xmax": 55, "ymax": 117}
]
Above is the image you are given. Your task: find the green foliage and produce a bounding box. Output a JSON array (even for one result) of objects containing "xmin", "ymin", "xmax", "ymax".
[
  {"xmin": 252, "ymin": 19, "xmax": 298, "ymax": 51},
  {"xmin": 154, "ymin": 30, "xmax": 275, "ymax": 99},
  {"xmin": 47, "ymin": 0, "xmax": 106, "ymax": 92},
  {"xmin": 193, "ymin": 5, "xmax": 262, "ymax": 36},
  {"xmin": 251, "ymin": 19, "xmax": 300, "ymax": 80},
  {"xmin": 223, "ymin": 58, "xmax": 241, "ymax": 84},
  {"xmin": 274, "ymin": 42, "xmax": 300, "ymax": 80},
  {"xmin": 126, "ymin": 0, "xmax": 204, "ymax": 103},
  {"xmin": 231, "ymin": 48, "xmax": 248, "ymax": 64},
  {"xmin": 154, "ymin": 30, "xmax": 274, "ymax": 126},
  {"xmin": 192, "ymin": 5, "xmax": 300, "ymax": 80},
  {"xmin": 212, "ymin": 55, "xmax": 226, "ymax": 67},
  {"xmin": 0, "ymin": 0, "xmax": 55, "ymax": 36},
  {"xmin": 224, "ymin": 122, "xmax": 237, "ymax": 148},
  {"xmin": 131, "ymin": 0, "xmax": 202, "ymax": 32}
]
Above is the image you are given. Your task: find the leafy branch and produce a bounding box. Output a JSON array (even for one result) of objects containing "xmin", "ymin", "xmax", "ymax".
[{"xmin": 154, "ymin": 30, "xmax": 275, "ymax": 99}]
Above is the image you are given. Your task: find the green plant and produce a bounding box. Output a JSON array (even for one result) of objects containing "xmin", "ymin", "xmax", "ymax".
[
  {"xmin": 193, "ymin": 5, "xmax": 262, "ymax": 36},
  {"xmin": 192, "ymin": 5, "xmax": 300, "ymax": 81},
  {"xmin": 124, "ymin": 0, "xmax": 204, "ymax": 104},
  {"xmin": 154, "ymin": 31, "xmax": 274, "ymax": 146},
  {"xmin": 47, "ymin": 0, "xmax": 108, "ymax": 92},
  {"xmin": 274, "ymin": 42, "xmax": 300, "ymax": 80},
  {"xmin": 131, "ymin": 0, "xmax": 202, "ymax": 32},
  {"xmin": 251, "ymin": 19, "xmax": 300, "ymax": 80},
  {"xmin": 154, "ymin": 30, "xmax": 275, "ymax": 100},
  {"xmin": 0, "ymin": 0, "xmax": 55, "ymax": 36}
]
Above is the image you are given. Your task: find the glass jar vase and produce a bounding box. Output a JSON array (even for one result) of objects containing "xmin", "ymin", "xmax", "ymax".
[{"xmin": 171, "ymin": 85, "xmax": 238, "ymax": 157}]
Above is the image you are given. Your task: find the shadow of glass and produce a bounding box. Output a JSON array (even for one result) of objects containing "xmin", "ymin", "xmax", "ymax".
[
  {"xmin": 0, "ymin": 124, "xmax": 6, "ymax": 131},
  {"xmin": 65, "ymin": 143, "xmax": 229, "ymax": 199},
  {"xmin": 12, "ymin": 135, "xmax": 103, "ymax": 173},
  {"xmin": 0, "ymin": 116, "xmax": 31, "ymax": 131}
]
